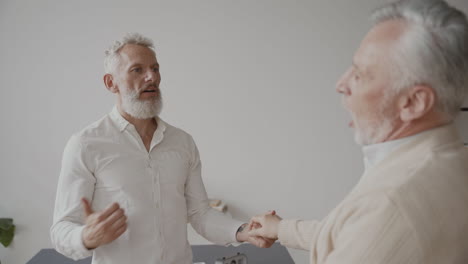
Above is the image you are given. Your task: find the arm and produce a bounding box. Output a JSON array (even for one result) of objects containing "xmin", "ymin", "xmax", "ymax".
[
  {"xmin": 50, "ymin": 135, "xmax": 96, "ymax": 260},
  {"xmin": 249, "ymin": 211, "xmax": 323, "ymax": 251},
  {"xmin": 184, "ymin": 136, "xmax": 244, "ymax": 245},
  {"xmin": 250, "ymin": 193, "xmax": 420, "ymax": 262},
  {"xmin": 277, "ymin": 219, "xmax": 323, "ymax": 251},
  {"xmin": 324, "ymin": 195, "xmax": 421, "ymax": 264}
]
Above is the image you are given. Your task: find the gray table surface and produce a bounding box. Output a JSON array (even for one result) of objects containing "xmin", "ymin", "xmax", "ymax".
[{"xmin": 26, "ymin": 243, "xmax": 294, "ymax": 264}]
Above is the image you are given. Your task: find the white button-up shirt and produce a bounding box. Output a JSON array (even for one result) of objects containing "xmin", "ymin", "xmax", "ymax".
[{"xmin": 51, "ymin": 107, "xmax": 243, "ymax": 264}]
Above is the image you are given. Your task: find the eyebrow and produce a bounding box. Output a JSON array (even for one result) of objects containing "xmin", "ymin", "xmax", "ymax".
[{"xmin": 128, "ymin": 63, "xmax": 159, "ymax": 69}]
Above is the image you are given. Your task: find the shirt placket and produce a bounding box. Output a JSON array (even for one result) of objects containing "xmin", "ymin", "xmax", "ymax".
[{"xmin": 148, "ymin": 152, "xmax": 166, "ymax": 262}]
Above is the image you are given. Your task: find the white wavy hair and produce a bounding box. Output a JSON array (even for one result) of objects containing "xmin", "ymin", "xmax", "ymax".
[
  {"xmin": 104, "ymin": 32, "xmax": 155, "ymax": 74},
  {"xmin": 371, "ymin": 0, "xmax": 468, "ymax": 119}
]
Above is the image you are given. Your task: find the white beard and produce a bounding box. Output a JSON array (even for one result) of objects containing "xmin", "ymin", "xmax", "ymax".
[
  {"xmin": 353, "ymin": 113, "xmax": 395, "ymax": 145},
  {"xmin": 352, "ymin": 100, "xmax": 397, "ymax": 146},
  {"xmin": 121, "ymin": 88, "xmax": 163, "ymax": 119}
]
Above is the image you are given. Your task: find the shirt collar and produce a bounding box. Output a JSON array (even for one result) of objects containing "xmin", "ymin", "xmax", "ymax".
[
  {"xmin": 110, "ymin": 106, "xmax": 130, "ymax": 132},
  {"xmin": 361, "ymin": 130, "xmax": 429, "ymax": 171},
  {"xmin": 109, "ymin": 106, "xmax": 167, "ymax": 136}
]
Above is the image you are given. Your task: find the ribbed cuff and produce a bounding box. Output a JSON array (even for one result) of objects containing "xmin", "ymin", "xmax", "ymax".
[{"xmin": 277, "ymin": 219, "xmax": 299, "ymax": 246}]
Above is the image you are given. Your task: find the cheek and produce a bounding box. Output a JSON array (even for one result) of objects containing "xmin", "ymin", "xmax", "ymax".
[{"xmin": 348, "ymin": 86, "xmax": 383, "ymax": 115}]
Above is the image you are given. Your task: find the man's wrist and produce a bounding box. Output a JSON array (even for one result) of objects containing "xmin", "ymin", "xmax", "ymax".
[
  {"xmin": 81, "ymin": 227, "xmax": 96, "ymax": 250},
  {"xmin": 235, "ymin": 223, "xmax": 248, "ymax": 242}
]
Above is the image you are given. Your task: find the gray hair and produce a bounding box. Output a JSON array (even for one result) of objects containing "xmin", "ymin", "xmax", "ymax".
[
  {"xmin": 104, "ymin": 32, "xmax": 155, "ymax": 74},
  {"xmin": 371, "ymin": 0, "xmax": 468, "ymax": 119}
]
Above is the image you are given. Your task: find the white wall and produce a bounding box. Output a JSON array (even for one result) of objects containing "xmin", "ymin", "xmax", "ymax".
[{"xmin": 1, "ymin": 0, "xmax": 467, "ymax": 263}]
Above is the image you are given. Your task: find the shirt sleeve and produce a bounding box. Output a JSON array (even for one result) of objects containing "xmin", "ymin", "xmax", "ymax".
[
  {"xmin": 50, "ymin": 134, "xmax": 96, "ymax": 260},
  {"xmin": 185, "ymin": 136, "xmax": 244, "ymax": 246}
]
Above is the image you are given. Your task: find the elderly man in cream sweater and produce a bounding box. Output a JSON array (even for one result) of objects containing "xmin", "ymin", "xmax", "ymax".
[{"xmin": 249, "ymin": 0, "xmax": 468, "ymax": 263}]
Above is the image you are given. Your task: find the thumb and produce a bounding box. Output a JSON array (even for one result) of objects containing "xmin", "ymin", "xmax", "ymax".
[
  {"xmin": 250, "ymin": 215, "xmax": 265, "ymax": 226},
  {"xmin": 248, "ymin": 227, "xmax": 264, "ymax": 237},
  {"xmin": 81, "ymin": 197, "xmax": 94, "ymax": 217}
]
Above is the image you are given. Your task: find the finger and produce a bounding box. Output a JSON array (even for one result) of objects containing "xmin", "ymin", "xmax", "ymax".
[
  {"xmin": 248, "ymin": 228, "xmax": 264, "ymax": 237},
  {"xmin": 81, "ymin": 198, "xmax": 94, "ymax": 217},
  {"xmin": 249, "ymin": 236, "xmax": 267, "ymax": 248},
  {"xmin": 264, "ymin": 237, "xmax": 276, "ymax": 247},
  {"xmin": 248, "ymin": 219, "xmax": 262, "ymax": 231},
  {"xmin": 248, "ymin": 222, "xmax": 253, "ymax": 231},
  {"xmin": 248, "ymin": 219, "xmax": 256, "ymax": 231},
  {"xmin": 111, "ymin": 223, "xmax": 127, "ymax": 240},
  {"xmin": 103, "ymin": 208, "xmax": 125, "ymax": 226},
  {"xmin": 110, "ymin": 214, "xmax": 127, "ymax": 230},
  {"xmin": 98, "ymin": 202, "xmax": 121, "ymax": 221},
  {"xmin": 250, "ymin": 215, "xmax": 265, "ymax": 225}
]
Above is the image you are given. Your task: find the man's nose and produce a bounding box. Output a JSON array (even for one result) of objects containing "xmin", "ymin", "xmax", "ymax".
[
  {"xmin": 336, "ymin": 68, "xmax": 351, "ymax": 95},
  {"xmin": 145, "ymin": 70, "xmax": 158, "ymax": 82}
]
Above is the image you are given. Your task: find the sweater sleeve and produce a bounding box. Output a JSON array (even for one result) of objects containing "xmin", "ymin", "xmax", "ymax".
[
  {"xmin": 278, "ymin": 219, "xmax": 324, "ymax": 251},
  {"xmin": 278, "ymin": 193, "xmax": 422, "ymax": 263},
  {"xmin": 324, "ymin": 194, "xmax": 422, "ymax": 264}
]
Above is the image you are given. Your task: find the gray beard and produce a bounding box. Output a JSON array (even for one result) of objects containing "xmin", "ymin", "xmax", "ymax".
[{"xmin": 121, "ymin": 88, "xmax": 163, "ymax": 119}]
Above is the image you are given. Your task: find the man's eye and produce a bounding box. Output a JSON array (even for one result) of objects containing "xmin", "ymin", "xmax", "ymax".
[
  {"xmin": 153, "ymin": 67, "xmax": 159, "ymax": 72},
  {"xmin": 132, "ymin": 68, "xmax": 142, "ymax": 72}
]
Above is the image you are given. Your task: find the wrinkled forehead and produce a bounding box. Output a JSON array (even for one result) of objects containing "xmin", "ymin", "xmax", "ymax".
[
  {"xmin": 117, "ymin": 44, "xmax": 158, "ymax": 68},
  {"xmin": 354, "ymin": 20, "xmax": 407, "ymax": 71}
]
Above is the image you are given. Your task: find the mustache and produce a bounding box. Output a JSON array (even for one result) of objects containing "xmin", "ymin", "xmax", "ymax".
[
  {"xmin": 141, "ymin": 83, "xmax": 159, "ymax": 91},
  {"xmin": 124, "ymin": 84, "xmax": 161, "ymax": 99}
]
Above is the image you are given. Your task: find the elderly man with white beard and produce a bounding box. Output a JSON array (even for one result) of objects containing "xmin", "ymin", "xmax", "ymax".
[
  {"xmin": 248, "ymin": 0, "xmax": 468, "ymax": 263},
  {"xmin": 50, "ymin": 33, "xmax": 273, "ymax": 264}
]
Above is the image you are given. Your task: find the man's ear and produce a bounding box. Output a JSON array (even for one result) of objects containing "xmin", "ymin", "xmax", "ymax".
[
  {"xmin": 399, "ymin": 85, "xmax": 436, "ymax": 122},
  {"xmin": 103, "ymin": 74, "xmax": 118, "ymax": 93}
]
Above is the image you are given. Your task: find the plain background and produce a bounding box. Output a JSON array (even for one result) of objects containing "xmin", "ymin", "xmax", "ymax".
[{"xmin": 1, "ymin": 0, "xmax": 467, "ymax": 263}]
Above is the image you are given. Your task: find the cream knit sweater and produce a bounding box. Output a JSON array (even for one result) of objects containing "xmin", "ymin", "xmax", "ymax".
[{"xmin": 278, "ymin": 124, "xmax": 468, "ymax": 264}]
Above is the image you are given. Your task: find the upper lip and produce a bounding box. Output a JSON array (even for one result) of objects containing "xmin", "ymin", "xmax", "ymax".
[{"xmin": 142, "ymin": 85, "xmax": 158, "ymax": 92}]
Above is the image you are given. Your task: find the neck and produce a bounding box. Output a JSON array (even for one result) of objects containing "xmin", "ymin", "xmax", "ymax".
[
  {"xmin": 117, "ymin": 104, "xmax": 158, "ymax": 137},
  {"xmin": 384, "ymin": 112, "xmax": 449, "ymax": 142}
]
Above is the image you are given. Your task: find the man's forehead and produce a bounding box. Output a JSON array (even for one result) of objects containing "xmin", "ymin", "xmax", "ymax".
[
  {"xmin": 118, "ymin": 44, "xmax": 158, "ymax": 64},
  {"xmin": 353, "ymin": 23, "xmax": 405, "ymax": 71}
]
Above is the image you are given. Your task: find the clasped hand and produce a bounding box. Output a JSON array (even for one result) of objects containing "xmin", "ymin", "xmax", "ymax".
[{"xmin": 247, "ymin": 210, "xmax": 282, "ymax": 246}]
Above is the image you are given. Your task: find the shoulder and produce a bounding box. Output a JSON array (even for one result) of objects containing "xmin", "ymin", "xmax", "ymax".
[
  {"xmin": 75, "ymin": 114, "xmax": 117, "ymax": 139},
  {"xmin": 160, "ymin": 119, "xmax": 196, "ymax": 144},
  {"xmin": 66, "ymin": 113, "xmax": 118, "ymax": 148}
]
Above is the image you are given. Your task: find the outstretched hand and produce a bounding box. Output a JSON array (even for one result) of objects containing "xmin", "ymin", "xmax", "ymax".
[
  {"xmin": 81, "ymin": 198, "xmax": 128, "ymax": 249},
  {"xmin": 248, "ymin": 210, "xmax": 282, "ymax": 240},
  {"xmin": 236, "ymin": 222, "xmax": 276, "ymax": 248}
]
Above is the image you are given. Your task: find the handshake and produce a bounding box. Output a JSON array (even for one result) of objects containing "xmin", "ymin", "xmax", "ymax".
[
  {"xmin": 79, "ymin": 196, "xmax": 284, "ymax": 250},
  {"xmin": 236, "ymin": 210, "xmax": 283, "ymax": 248}
]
